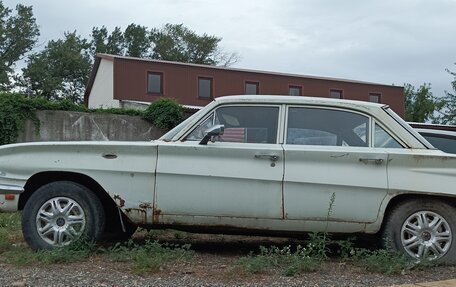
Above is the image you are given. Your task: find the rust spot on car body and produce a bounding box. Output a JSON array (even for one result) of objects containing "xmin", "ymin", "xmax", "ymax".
[
  {"xmin": 113, "ymin": 194, "xmax": 125, "ymax": 207},
  {"xmin": 413, "ymin": 155, "xmax": 455, "ymax": 162},
  {"xmin": 139, "ymin": 202, "xmax": 152, "ymax": 209},
  {"xmin": 125, "ymin": 208, "xmax": 148, "ymax": 224},
  {"xmin": 153, "ymin": 208, "xmax": 162, "ymax": 223}
]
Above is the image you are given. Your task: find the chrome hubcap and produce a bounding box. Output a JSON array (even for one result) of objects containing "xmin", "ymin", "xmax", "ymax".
[
  {"xmin": 401, "ymin": 211, "xmax": 452, "ymax": 261},
  {"xmin": 36, "ymin": 197, "xmax": 86, "ymax": 246}
]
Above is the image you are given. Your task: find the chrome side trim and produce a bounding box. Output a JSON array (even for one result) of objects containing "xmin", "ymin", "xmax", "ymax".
[{"xmin": 0, "ymin": 184, "xmax": 24, "ymax": 194}]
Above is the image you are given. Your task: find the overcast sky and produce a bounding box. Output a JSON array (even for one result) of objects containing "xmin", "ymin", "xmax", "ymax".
[{"xmin": 5, "ymin": 0, "xmax": 456, "ymax": 97}]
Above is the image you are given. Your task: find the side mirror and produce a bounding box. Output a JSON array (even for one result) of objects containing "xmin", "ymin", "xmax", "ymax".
[{"xmin": 199, "ymin": 125, "xmax": 225, "ymax": 145}]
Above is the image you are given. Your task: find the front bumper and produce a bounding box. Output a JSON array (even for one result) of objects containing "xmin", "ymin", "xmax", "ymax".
[{"xmin": 0, "ymin": 183, "xmax": 23, "ymax": 212}]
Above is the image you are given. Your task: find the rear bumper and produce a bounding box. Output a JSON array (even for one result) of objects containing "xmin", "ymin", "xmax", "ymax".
[{"xmin": 0, "ymin": 184, "xmax": 23, "ymax": 212}]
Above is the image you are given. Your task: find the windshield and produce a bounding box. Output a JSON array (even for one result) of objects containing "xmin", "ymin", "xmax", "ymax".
[
  {"xmin": 383, "ymin": 107, "xmax": 434, "ymax": 149},
  {"xmin": 159, "ymin": 109, "xmax": 205, "ymax": 142}
]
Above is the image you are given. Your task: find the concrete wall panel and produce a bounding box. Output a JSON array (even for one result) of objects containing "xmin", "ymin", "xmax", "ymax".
[{"xmin": 17, "ymin": 110, "xmax": 163, "ymax": 143}]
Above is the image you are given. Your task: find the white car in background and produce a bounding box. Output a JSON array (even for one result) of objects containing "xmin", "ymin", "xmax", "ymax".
[
  {"xmin": 409, "ymin": 122, "xmax": 456, "ymax": 154},
  {"xmin": 0, "ymin": 95, "xmax": 455, "ymax": 263}
]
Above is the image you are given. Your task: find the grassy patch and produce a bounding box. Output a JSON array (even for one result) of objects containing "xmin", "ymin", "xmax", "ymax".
[
  {"xmin": 0, "ymin": 212, "xmax": 22, "ymax": 252},
  {"xmin": 0, "ymin": 215, "xmax": 193, "ymax": 272},
  {"xmin": 105, "ymin": 239, "xmax": 193, "ymax": 274},
  {"xmin": 1, "ymin": 247, "xmax": 36, "ymax": 265},
  {"xmin": 1, "ymin": 237, "xmax": 97, "ymax": 265}
]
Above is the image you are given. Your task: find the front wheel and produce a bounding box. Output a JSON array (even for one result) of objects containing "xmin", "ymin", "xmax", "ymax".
[
  {"xmin": 22, "ymin": 181, "xmax": 105, "ymax": 250},
  {"xmin": 382, "ymin": 198, "xmax": 456, "ymax": 264}
]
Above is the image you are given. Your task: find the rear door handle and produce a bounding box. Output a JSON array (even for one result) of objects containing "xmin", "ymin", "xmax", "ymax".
[
  {"xmin": 254, "ymin": 154, "xmax": 279, "ymax": 161},
  {"xmin": 359, "ymin": 158, "xmax": 384, "ymax": 165}
]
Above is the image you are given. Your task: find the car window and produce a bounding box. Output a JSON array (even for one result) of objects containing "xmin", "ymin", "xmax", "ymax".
[
  {"xmin": 186, "ymin": 106, "xmax": 280, "ymax": 144},
  {"xmin": 286, "ymin": 107, "xmax": 369, "ymax": 147},
  {"xmin": 421, "ymin": 134, "xmax": 456, "ymax": 154},
  {"xmin": 186, "ymin": 114, "xmax": 216, "ymax": 141},
  {"xmin": 374, "ymin": 124, "xmax": 403, "ymax": 148}
]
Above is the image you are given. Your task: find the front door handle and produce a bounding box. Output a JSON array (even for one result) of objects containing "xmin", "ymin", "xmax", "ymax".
[
  {"xmin": 254, "ymin": 153, "xmax": 279, "ymax": 161},
  {"xmin": 359, "ymin": 158, "xmax": 384, "ymax": 165}
]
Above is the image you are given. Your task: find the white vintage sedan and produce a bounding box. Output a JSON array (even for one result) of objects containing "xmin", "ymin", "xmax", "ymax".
[{"xmin": 0, "ymin": 95, "xmax": 455, "ymax": 263}]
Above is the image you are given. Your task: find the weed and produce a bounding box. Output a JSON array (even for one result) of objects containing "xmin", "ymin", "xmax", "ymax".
[
  {"xmin": 238, "ymin": 252, "xmax": 271, "ymax": 274},
  {"xmin": 106, "ymin": 239, "xmax": 193, "ymax": 274},
  {"xmin": 306, "ymin": 232, "xmax": 330, "ymax": 259},
  {"xmin": 238, "ymin": 245, "xmax": 322, "ymax": 276},
  {"xmin": 335, "ymin": 237, "xmax": 356, "ymax": 260},
  {"xmin": 37, "ymin": 237, "xmax": 97, "ymax": 264},
  {"xmin": 352, "ymin": 248, "xmax": 413, "ymax": 274}
]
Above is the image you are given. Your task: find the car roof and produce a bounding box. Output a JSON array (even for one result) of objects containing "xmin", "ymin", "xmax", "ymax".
[{"xmin": 213, "ymin": 95, "xmax": 387, "ymax": 110}]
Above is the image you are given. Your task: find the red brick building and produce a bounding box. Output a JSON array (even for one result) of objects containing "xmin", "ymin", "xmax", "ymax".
[{"xmin": 84, "ymin": 53, "xmax": 405, "ymax": 116}]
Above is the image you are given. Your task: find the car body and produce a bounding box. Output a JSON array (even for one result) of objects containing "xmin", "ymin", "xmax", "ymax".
[
  {"xmin": 1, "ymin": 95, "xmax": 456, "ymax": 263},
  {"xmin": 409, "ymin": 122, "xmax": 456, "ymax": 154}
]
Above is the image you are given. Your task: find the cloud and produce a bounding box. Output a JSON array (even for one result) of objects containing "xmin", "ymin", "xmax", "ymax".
[{"xmin": 4, "ymin": 0, "xmax": 456, "ymax": 97}]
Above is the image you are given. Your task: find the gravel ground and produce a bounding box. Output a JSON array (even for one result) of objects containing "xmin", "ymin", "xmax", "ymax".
[
  {"xmin": 1, "ymin": 257, "xmax": 455, "ymax": 287},
  {"xmin": 1, "ymin": 233, "xmax": 455, "ymax": 287}
]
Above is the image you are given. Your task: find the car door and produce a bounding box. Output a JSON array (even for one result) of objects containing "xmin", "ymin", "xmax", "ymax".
[
  {"xmin": 282, "ymin": 106, "xmax": 390, "ymax": 225},
  {"xmin": 154, "ymin": 104, "xmax": 284, "ymax": 224}
]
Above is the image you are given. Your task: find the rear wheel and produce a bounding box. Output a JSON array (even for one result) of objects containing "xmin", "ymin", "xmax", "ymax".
[
  {"xmin": 22, "ymin": 181, "xmax": 105, "ymax": 250},
  {"xmin": 382, "ymin": 199, "xmax": 456, "ymax": 263}
]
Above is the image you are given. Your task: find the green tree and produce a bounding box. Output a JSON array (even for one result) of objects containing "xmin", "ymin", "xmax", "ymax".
[
  {"xmin": 0, "ymin": 1, "xmax": 39, "ymax": 89},
  {"xmin": 150, "ymin": 23, "xmax": 239, "ymax": 66},
  {"xmin": 89, "ymin": 23, "xmax": 239, "ymax": 66},
  {"xmin": 404, "ymin": 83, "xmax": 443, "ymax": 123},
  {"xmin": 124, "ymin": 24, "xmax": 151, "ymax": 58},
  {"xmin": 91, "ymin": 26, "xmax": 124, "ymax": 56},
  {"xmin": 20, "ymin": 32, "xmax": 92, "ymax": 103},
  {"xmin": 437, "ymin": 64, "xmax": 456, "ymax": 125}
]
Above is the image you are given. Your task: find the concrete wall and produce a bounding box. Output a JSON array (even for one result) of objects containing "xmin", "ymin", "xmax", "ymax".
[{"xmin": 17, "ymin": 110, "xmax": 164, "ymax": 143}]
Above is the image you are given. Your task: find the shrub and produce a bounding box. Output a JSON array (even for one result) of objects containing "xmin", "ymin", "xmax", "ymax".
[
  {"xmin": 0, "ymin": 93, "xmax": 39, "ymax": 145},
  {"xmin": 142, "ymin": 98, "xmax": 184, "ymax": 130}
]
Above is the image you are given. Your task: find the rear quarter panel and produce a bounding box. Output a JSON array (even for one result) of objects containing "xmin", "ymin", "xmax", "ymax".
[{"xmin": 387, "ymin": 149, "xmax": 456, "ymax": 196}]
